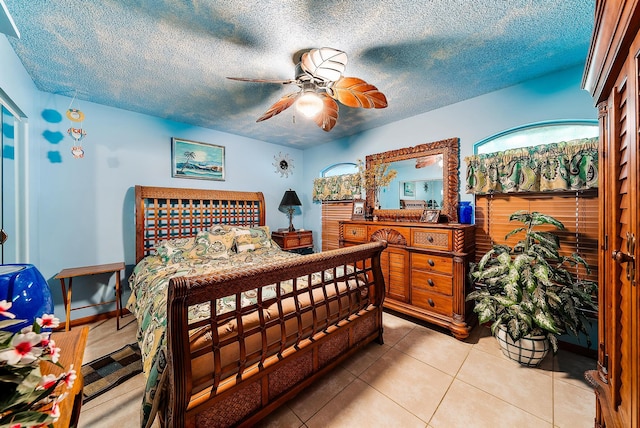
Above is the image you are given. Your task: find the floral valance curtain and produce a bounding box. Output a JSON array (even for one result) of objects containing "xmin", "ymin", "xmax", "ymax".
[
  {"xmin": 464, "ymin": 137, "xmax": 598, "ymax": 195},
  {"xmin": 313, "ymin": 173, "xmax": 361, "ymax": 202}
]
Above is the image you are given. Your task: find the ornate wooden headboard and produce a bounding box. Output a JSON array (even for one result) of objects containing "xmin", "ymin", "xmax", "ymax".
[{"xmin": 134, "ymin": 185, "xmax": 266, "ymax": 262}]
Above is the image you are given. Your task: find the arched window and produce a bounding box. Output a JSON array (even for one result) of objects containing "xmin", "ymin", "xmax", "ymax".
[
  {"xmin": 320, "ymin": 162, "xmax": 358, "ymax": 177},
  {"xmin": 474, "ymin": 120, "xmax": 598, "ymax": 154}
]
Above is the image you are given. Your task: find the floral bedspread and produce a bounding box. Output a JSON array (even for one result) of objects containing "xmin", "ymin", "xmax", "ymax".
[{"xmin": 127, "ymin": 247, "xmax": 301, "ymax": 428}]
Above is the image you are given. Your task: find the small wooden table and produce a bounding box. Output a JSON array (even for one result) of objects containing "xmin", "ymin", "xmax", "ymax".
[
  {"xmin": 41, "ymin": 326, "xmax": 89, "ymax": 428},
  {"xmin": 55, "ymin": 262, "xmax": 125, "ymax": 331},
  {"xmin": 271, "ymin": 229, "xmax": 313, "ymax": 254}
]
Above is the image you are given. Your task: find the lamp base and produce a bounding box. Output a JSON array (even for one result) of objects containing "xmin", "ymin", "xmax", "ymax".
[{"xmin": 288, "ymin": 208, "xmax": 295, "ymax": 232}]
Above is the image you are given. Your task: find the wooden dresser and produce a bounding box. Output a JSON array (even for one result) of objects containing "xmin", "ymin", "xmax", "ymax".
[
  {"xmin": 340, "ymin": 220, "xmax": 475, "ymax": 339},
  {"xmin": 582, "ymin": 1, "xmax": 640, "ymax": 426}
]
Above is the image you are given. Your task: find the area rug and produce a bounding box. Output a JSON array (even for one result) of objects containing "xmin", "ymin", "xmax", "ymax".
[{"xmin": 81, "ymin": 343, "xmax": 142, "ymax": 403}]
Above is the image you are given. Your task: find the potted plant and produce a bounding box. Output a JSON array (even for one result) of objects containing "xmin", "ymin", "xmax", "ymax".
[{"xmin": 466, "ymin": 211, "xmax": 598, "ymax": 366}]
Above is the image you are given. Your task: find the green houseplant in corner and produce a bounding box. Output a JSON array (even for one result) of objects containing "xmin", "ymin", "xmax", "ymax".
[{"xmin": 467, "ymin": 211, "xmax": 598, "ymax": 367}]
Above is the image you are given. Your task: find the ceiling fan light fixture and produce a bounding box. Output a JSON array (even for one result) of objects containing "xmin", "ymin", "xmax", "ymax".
[{"xmin": 296, "ymin": 91, "xmax": 323, "ymax": 118}]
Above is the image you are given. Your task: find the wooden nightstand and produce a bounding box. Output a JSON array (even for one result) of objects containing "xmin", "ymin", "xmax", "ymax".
[{"xmin": 271, "ymin": 229, "xmax": 313, "ymax": 254}]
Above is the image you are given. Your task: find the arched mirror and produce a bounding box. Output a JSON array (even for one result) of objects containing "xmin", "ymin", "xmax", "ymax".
[{"xmin": 366, "ymin": 137, "xmax": 460, "ymax": 222}]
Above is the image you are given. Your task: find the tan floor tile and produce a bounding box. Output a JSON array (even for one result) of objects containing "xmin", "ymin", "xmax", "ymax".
[
  {"xmin": 360, "ymin": 347, "xmax": 453, "ymax": 422},
  {"xmin": 77, "ymin": 375, "xmax": 148, "ymax": 428},
  {"xmin": 457, "ymin": 348, "xmax": 553, "ymax": 421},
  {"xmin": 306, "ymin": 378, "xmax": 426, "ymax": 427},
  {"xmin": 287, "ymin": 367, "xmax": 356, "ymax": 422},
  {"xmin": 82, "ymin": 314, "xmax": 138, "ymax": 363},
  {"xmin": 382, "ymin": 311, "xmax": 418, "ymax": 346},
  {"xmin": 257, "ymin": 404, "xmax": 304, "ymax": 428},
  {"xmin": 430, "ymin": 379, "xmax": 552, "ymax": 428},
  {"xmin": 394, "ymin": 325, "xmax": 472, "ymax": 376},
  {"xmin": 551, "ymin": 349, "xmax": 597, "ymax": 392},
  {"xmin": 553, "ymin": 378, "xmax": 595, "ymax": 427},
  {"xmin": 81, "ymin": 371, "xmax": 146, "ymax": 412},
  {"xmin": 340, "ymin": 341, "xmax": 390, "ymax": 376}
]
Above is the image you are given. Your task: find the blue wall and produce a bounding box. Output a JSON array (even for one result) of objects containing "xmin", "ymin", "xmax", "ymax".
[{"xmin": 2, "ymin": 34, "xmax": 598, "ymax": 326}]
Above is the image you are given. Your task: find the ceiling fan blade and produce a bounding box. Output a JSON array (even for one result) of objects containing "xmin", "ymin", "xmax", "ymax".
[
  {"xmin": 330, "ymin": 77, "xmax": 388, "ymax": 109},
  {"xmin": 300, "ymin": 47, "xmax": 348, "ymax": 82},
  {"xmin": 227, "ymin": 77, "xmax": 297, "ymax": 85},
  {"xmin": 313, "ymin": 95, "xmax": 339, "ymax": 132},
  {"xmin": 256, "ymin": 93, "xmax": 300, "ymax": 122}
]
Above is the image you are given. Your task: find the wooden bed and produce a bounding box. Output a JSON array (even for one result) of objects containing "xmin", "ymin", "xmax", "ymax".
[{"xmin": 132, "ymin": 185, "xmax": 387, "ymax": 427}]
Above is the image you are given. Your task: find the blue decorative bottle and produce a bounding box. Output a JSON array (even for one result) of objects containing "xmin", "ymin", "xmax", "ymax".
[
  {"xmin": 0, "ymin": 265, "xmax": 54, "ymax": 332},
  {"xmin": 459, "ymin": 201, "xmax": 473, "ymax": 224}
]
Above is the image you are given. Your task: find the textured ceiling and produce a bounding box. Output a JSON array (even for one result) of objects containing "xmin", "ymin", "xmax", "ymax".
[{"xmin": 4, "ymin": 0, "xmax": 595, "ymax": 149}]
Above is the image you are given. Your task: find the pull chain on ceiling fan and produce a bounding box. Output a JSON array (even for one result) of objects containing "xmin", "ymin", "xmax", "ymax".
[{"xmin": 227, "ymin": 47, "xmax": 387, "ymax": 132}]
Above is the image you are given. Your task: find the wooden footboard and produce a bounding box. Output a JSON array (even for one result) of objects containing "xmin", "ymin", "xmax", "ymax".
[{"xmin": 164, "ymin": 241, "xmax": 387, "ymax": 427}]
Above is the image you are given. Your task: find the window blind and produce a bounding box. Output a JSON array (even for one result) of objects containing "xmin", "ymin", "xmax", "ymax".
[{"xmin": 474, "ymin": 190, "xmax": 598, "ymax": 283}]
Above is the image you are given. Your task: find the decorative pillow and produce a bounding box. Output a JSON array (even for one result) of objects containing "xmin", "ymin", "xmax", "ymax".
[
  {"xmin": 231, "ymin": 226, "xmax": 272, "ymax": 253},
  {"xmin": 155, "ymin": 237, "xmax": 197, "ymax": 264},
  {"xmin": 208, "ymin": 225, "xmax": 237, "ymax": 252},
  {"xmin": 186, "ymin": 229, "xmax": 235, "ymax": 260}
]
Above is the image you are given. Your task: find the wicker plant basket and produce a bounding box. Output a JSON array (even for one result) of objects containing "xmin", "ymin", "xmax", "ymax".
[{"xmin": 495, "ymin": 325, "xmax": 550, "ymax": 367}]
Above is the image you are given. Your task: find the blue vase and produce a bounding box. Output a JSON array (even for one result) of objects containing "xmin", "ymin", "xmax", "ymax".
[
  {"xmin": 0, "ymin": 264, "xmax": 54, "ymax": 332},
  {"xmin": 459, "ymin": 201, "xmax": 473, "ymax": 224}
]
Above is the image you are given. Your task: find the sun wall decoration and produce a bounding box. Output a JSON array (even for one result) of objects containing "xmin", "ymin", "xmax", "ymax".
[{"xmin": 273, "ymin": 152, "xmax": 294, "ymax": 177}]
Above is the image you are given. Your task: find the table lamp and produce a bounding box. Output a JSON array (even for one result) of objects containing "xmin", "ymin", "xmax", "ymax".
[{"xmin": 279, "ymin": 189, "xmax": 302, "ymax": 232}]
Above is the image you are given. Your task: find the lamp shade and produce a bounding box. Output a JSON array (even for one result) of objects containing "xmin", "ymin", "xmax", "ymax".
[{"xmin": 279, "ymin": 190, "xmax": 302, "ymax": 208}]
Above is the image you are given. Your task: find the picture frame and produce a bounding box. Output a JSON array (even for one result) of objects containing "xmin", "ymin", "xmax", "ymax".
[
  {"xmin": 171, "ymin": 137, "xmax": 225, "ymax": 181},
  {"xmin": 352, "ymin": 199, "xmax": 366, "ymax": 220},
  {"xmin": 403, "ymin": 181, "xmax": 415, "ymax": 197},
  {"xmin": 421, "ymin": 209, "xmax": 440, "ymax": 223}
]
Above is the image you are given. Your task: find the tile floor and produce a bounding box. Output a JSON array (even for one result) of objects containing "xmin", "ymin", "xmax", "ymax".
[{"xmin": 78, "ymin": 312, "xmax": 596, "ymax": 427}]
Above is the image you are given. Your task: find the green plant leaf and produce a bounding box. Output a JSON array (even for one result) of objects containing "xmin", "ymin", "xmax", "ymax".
[
  {"xmin": 529, "ymin": 231, "xmax": 560, "ymax": 248},
  {"xmin": 529, "ymin": 212, "xmax": 565, "ymax": 229},
  {"xmin": 505, "ymin": 226, "xmax": 526, "ymax": 240},
  {"xmin": 533, "ymin": 308, "xmax": 559, "ymax": 334}
]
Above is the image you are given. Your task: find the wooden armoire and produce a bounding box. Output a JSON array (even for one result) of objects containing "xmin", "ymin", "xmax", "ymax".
[{"xmin": 582, "ymin": 1, "xmax": 640, "ymax": 426}]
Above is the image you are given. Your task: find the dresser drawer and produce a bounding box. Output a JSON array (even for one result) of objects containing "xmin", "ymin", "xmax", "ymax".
[
  {"xmin": 411, "ymin": 270, "xmax": 453, "ymax": 295},
  {"xmin": 411, "ymin": 288, "xmax": 453, "ymax": 317},
  {"xmin": 411, "ymin": 252, "xmax": 453, "ymax": 275},
  {"xmin": 411, "ymin": 228, "xmax": 452, "ymax": 251},
  {"xmin": 343, "ymin": 224, "xmax": 368, "ymax": 242}
]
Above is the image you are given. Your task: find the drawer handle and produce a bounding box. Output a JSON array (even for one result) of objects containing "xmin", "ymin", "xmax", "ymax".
[
  {"xmin": 428, "ymin": 298, "xmax": 435, "ymax": 307},
  {"xmin": 428, "ymin": 259, "xmax": 435, "ymax": 267},
  {"xmin": 427, "ymin": 236, "xmax": 434, "ymax": 243},
  {"xmin": 427, "ymin": 279, "xmax": 434, "ymax": 287},
  {"xmin": 351, "ymin": 230, "xmax": 357, "ymax": 235}
]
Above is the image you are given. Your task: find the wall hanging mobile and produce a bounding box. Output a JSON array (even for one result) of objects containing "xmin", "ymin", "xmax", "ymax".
[{"xmin": 66, "ymin": 91, "xmax": 87, "ymax": 158}]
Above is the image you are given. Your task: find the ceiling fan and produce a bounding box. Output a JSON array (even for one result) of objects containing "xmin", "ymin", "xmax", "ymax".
[{"xmin": 227, "ymin": 47, "xmax": 387, "ymax": 132}]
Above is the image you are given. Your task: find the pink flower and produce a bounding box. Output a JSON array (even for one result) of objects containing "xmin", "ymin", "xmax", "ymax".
[
  {"xmin": 36, "ymin": 314, "xmax": 60, "ymax": 329},
  {"xmin": 48, "ymin": 345, "xmax": 61, "ymax": 364},
  {"xmin": 0, "ymin": 331, "xmax": 43, "ymax": 365},
  {"xmin": 37, "ymin": 374, "xmax": 58, "ymax": 390},
  {"xmin": 49, "ymin": 401, "xmax": 60, "ymax": 421},
  {"xmin": 0, "ymin": 300, "xmax": 15, "ymax": 319},
  {"xmin": 61, "ymin": 365, "xmax": 76, "ymax": 389},
  {"xmin": 40, "ymin": 334, "xmax": 51, "ymax": 348}
]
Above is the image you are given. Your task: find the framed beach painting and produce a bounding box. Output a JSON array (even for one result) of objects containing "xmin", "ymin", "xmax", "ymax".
[
  {"xmin": 403, "ymin": 181, "xmax": 415, "ymax": 197},
  {"xmin": 171, "ymin": 138, "xmax": 225, "ymax": 181}
]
